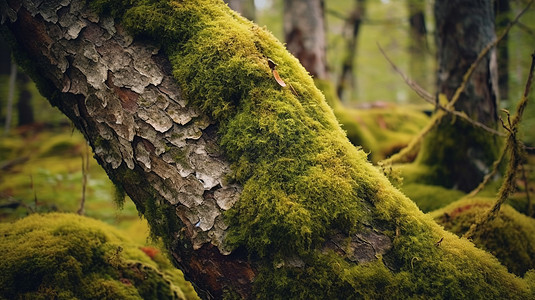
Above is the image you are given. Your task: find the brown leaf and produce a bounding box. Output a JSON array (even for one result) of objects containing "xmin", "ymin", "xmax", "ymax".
[{"xmin": 272, "ymin": 69, "xmax": 286, "ymax": 87}]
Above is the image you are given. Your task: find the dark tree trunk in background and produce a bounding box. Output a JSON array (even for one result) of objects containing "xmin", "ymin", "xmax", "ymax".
[
  {"xmin": 284, "ymin": 0, "xmax": 327, "ymax": 79},
  {"xmin": 16, "ymin": 73, "xmax": 34, "ymax": 126},
  {"xmin": 495, "ymin": 0, "xmax": 510, "ymax": 102},
  {"xmin": 0, "ymin": 35, "xmax": 10, "ymax": 74},
  {"xmin": 224, "ymin": 0, "xmax": 256, "ymax": 21},
  {"xmin": 407, "ymin": 0, "xmax": 431, "ymax": 97},
  {"xmin": 417, "ymin": 0, "xmax": 500, "ymax": 192},
  {"xmin": 336, "ymin": 0, "xmax": 365, "ymax": 102}
]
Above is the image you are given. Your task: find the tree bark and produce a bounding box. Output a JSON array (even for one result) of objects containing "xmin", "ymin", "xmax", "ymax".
[
  {"xmin": 416, "ymin": 0, "xmax": 500, "ymax": 192},
  {"xmin": 283, "ymin": 0, "xmax": 327, "ymax": 80},
  {"xmin": 1, "ymin": 1, "xmax": 531, "ymax": 299},
  {"xmin": 407, "ymin": 0, "xmax": 431, "ymax": 98},
  {"xmin": 1, "ymin": 1, "xmax": 247, "ymax": 297},
  {"xmin": 336, "ymin": 0, "xmax": 365, "ymax": 102}
]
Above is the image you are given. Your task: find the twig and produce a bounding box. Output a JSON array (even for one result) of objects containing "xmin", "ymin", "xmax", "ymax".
[
  {"xmin": 467, "ymin": 144, "xmax": 508, "ymax": 198},
  {"xmin": 464, "ymin": 51, "xmax": 535, "ymax": 239},
  {"xmin": 378, "ymin": 44, "xmax": 505, "ymax": 137},
  {"xmin": 377, "ymin": 44, "xmax": 434, "ymax": 103}
]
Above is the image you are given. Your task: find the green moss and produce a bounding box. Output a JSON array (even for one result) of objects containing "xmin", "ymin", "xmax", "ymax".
[
  {"xmin": 430, "ymin": 197, "xmax": 535, "ymax": 276},
  {"xmin": 415, "ymin": 117, "xmax": 502, "ymax": 191},
  {"xmin": 400, "ymin": 183, "xmax": 466, "ymax": 212},
  {"xmin": 0, "ymin": 213, "xmax": 198, "ymax": 299},
  {"xmin": 86, "ymin": 0, "xmax": 534, "ymax": 297}
]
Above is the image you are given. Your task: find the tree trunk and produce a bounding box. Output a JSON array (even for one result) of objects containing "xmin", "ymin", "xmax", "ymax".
[
  {"xmin": 224, "ymin": 0, "xmax": 256, "ymax": 21},
  {"xmin": 283, "ymin": 0, "xmax": 327, "ymax": 80},
  {"xmin": 415, "ymin": 0, "xmax": 500, "ymax": 192},
  {"xmin": 1, "ymin": 0, "xmax": 531, "ymax": 299},
  {"xmin": 495, "ymin": 0, "xmax": 510, "ymax": 102},
  {"xmin": 336, "ymin": 0, "xmax": 365, "ymax": 102},
  {"xmin": 407, "ymin": 0, "xmax": 431, "ymax": 99},
  {"xmin": 17, "ymin": 73, "xmax": 34, "ymax": 126}
]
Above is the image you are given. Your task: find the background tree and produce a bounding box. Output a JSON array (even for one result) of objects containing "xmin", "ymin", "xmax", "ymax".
[
  {"xmin": 1, "ymin": 0, "xmax": 533, "ymax": 299},
  {"xmin": 224, "ymin": 0, "xmax": 256, "ymax": 21},
  {"xmin": 496, "ymin": 0, "xmax": 511, "ymax": 102},
  {"xmin": 407, "ymin": 0, "xmax": 431, "ymax": 95},
  {"xmin": 413, "ymin": 0, "xmax": 500, "ymax": 192},
  {"xmin": 283, "ymin": 0, "xmax": 327, "ymax": 80},
  {"xmin": 336, "ymin": 0, "xmax": 365, "ymax": 102}
]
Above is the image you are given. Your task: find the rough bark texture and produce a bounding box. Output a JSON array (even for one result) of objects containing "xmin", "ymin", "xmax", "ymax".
[
  {"xmin": 1, "ymin": 0, "xmax": 245, "ymax": 297},
  {"xmin": 416, "ymin": 0, "xmax": 500, "ymax": 192},
  {"xmin": 283, "ymin": 0, "xmax": 327, "ymax": 79}
]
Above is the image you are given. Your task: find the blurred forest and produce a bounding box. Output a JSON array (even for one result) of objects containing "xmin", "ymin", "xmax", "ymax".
[{"xmin": 1, "ymin": 0, "xmax": 535, "ymax": 297}]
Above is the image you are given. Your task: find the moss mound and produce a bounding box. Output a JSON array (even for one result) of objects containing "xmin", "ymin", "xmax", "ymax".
[
  {"xmin": 430, "ymin": 197, "xmax": 535, "ymax": 276},
  {"xmin": 0, "ymin": 213, "xmax": 198, "ymax": 300},
  {"xmin": 334, "ymin": 105, "xmax": 430, "ymax": 162},
  {"xmin": 315, "ymin": 79, "xmax": 430, "ymax": 163}
]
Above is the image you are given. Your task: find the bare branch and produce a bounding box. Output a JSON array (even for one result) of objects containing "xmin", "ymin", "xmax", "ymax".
[
  {"xmin": 464, "ymin": 51, "xmax": 535, "ymax": 239},
  {"xmin": 378, "ymin": 3, "xmax": 532, "ymax": 165},
  {"xmin": 378, "ymin": 43, "xmax": 505, "ymax": 137}
]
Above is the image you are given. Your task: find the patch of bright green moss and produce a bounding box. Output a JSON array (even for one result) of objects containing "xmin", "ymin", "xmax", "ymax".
[
  {"xmin": 430, "ymin": 197, "xmax": 535, "ymax": 276},
  {"xmin": 85, "ymin": 0, "xmax": 534, "ymax": 297},
  {"xmin": 0, "ymin": 213, "xmax": 198, "ymax": 299}
]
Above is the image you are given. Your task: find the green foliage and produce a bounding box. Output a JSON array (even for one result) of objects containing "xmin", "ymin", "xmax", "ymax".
[
  {"xmin": 431, "ymin": 197, "xmax": 535, "ymax": 276},
  {"xmin": 0, "ymin": 213, "xmax": 198, "ymax": 299}
]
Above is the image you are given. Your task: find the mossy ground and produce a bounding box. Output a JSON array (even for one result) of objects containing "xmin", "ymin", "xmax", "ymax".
[
  {"xmin": 315, "ymin": 79, "xmax": 431, "ymax": 163},
  {"xmin": 0, "ymin": 126, "xmax": 138, "ymax": 228},
  {"xmin": 84, "ymin": 0, "xmax": 535, "ymax": 298},
  {"xmin": 430, "ymin": 196, "xmax": 535, "ymax": 276},
  {"xmin": 0, "ymin": 213, "xmax": 198, "ymax": 299}
]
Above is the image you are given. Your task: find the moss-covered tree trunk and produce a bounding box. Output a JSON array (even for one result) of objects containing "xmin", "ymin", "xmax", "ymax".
[
  {"xmin": 1, "ymin": 0, "xmax": 533, "ymax": 299},
  {"xmin": 416, "ymin": 0, "xmax": 500, "ymax": 192}
]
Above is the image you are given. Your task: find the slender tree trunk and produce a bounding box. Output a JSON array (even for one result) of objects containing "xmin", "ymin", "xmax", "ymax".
[
  {"xmin": 407, "ymin": 0, "xmax": 431, "ymax": 99},
  {"xmin": 495, "ymin": 0, "xmax": 510, "ymax": 102},
  {"xmin": 283, "ymin": 0, "xmax": 327, "ymax": 79},
  {"xmin": 17, "ymin": 73, "xmax": 34, "ymax": 126},
  {"xmin": 416, "ymin": 0, "xmax": 500, "ymax": 192},
  {"xmin": 4, "ymin": 61, "xmax": 16, "ymax": 134},
  {"xmin": 1, "ymin": 1, "xmax": 530, "ymax": 299},
  {"xmin": 224, "ymin": 0, "xmax": 256, "ymax": 21},
  {"xmin": 336, "ymin": 0, "xmax": 365, "ymax": 102}
]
